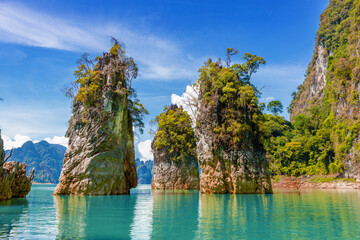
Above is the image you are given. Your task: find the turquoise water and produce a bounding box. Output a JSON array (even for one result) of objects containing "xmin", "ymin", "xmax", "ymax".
[{"xmin": 1, "ymin": 185, "xmax": 360, "ymax": 239}]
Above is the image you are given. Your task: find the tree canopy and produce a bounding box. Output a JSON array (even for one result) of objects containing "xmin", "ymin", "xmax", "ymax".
[
  {"xmin": 267, "ymin": 100, "xmax": 283, "ymax": 115},
  {"xmin": 153, "ymin": 105, "xmax": 196, "ymax": 162},
  {"xmin": 197, "ymin": 49, "xmax": 265, "ymax": 147},
  {"xmin": 64, "ymin": 41, "xmax": 148, "ymax": 133}
]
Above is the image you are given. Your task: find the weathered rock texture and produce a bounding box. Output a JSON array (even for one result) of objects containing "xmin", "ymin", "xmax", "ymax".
[
  {"xmin": 54, "ymin": 48, "xmax": 138, "ymax": 195},
  {"xmin": 0, "ymin": 132, "xmax": 34, "ymax": 200},
  {"xmin": 151, "ymin": 141, "xmax": 199, "ymax": 190},
  {"xmin": 289, "ymin": 0, "xmax": 360, "ymax": 180},
  {"xmin": 196, "ymin": 109, "xmax": 272, "ymax": 193},
  {"xmin": 271, "ymin": 176, "xmax": 360, "ymax": 190},
  {"xmin": 151, "ymin": 105, "xmax": 199, "ymax": 190},
  {"xmin": 195, "ymin": 64, "xmax": 272, "ymax": 194}
]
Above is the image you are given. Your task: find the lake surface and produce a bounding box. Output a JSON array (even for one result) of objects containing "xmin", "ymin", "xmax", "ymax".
[{"xmin": 1, "ymin": 185, "xmax": 360, "ymax": 239}]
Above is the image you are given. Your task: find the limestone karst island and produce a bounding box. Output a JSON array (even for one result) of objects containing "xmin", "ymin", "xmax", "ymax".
[{"xmin": 1, "ymin": 0, "xmax": 360, "ymax": 239}]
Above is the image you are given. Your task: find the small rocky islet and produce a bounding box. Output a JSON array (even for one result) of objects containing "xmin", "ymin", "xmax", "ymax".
[
  {"xmin": 151, "ymin": 105, "xmax": 199, "ymax": 190},
  {"xmin": 53, "ymin": 44, "xmax": 143, "ymax": 195},
  {"xmin": 0, "ymin": 131, "xmax": 34, "ymax": 200}
]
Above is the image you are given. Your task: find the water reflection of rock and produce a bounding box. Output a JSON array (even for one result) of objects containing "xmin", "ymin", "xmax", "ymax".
[
  {"xmin": 0, "ymin": 198, "xmax": 28, "ymax": 237},
  {"xmin": 54, "ymin": 194, "xmax": 136, "ymax": 239},
  {"xmin": 130, "ymin": 185, "xmax": 153, "ymax": 239},
  {"xmin": 198, "ymin": 194, "xmax": 273, "ymax": 239},
  {"xmin": 197, "ymin": 190, "xmax": 360, "ymax": 239},
  {"xmin": 151, "ymin": 190, "xmax": 199, "ymax": 239}
]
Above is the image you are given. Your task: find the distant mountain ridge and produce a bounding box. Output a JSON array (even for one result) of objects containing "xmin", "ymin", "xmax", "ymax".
[
  {"xmin": 135, "ymin": 159, "xmax": 153, "ymax": 184},
  {"xmin": 6, "ymin": 140, "xmax": 66, "ymax": 183},
  {"xmin": 5, "ymin": 141, "xmax": 154, "ymax": 184}
]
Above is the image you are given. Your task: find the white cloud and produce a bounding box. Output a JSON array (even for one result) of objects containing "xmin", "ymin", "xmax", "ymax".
[
  {"xmin": 43, "ymin": 136, "xmax": 68, "ymax": 148},
  {"xmin": 171, "ymin": 85, "xmax": 199, "ymax": 124},
  {"xmin": 0, "ymin": 2, "xmax": 199, "ymax": 80},
  {"xmin": 2, "ymin": 134, "xmax": 31, "ymax": 150},
  {"xmin": 137, "ymin": 140, "xmax": 153, "ymax": 161},
  {"xmin": 2, "ymin": 134, "xmax": 68, "ymax": 150}
]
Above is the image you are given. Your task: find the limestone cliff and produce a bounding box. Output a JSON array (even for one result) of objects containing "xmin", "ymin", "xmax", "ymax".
[
  {"xmin": 289, "ymin": 0, "xmax": 360, "ymax": 180},
  {"xmin": 0, "ymin": 132, "xmax": 34, "ymax": 200},
  {"xmin": 195, "ymin": 56, "xmax": 272, "ymax": 194},
  {"xmin": 54, "ymin": 44, "xmax": 146, "ymax": 195},
  {"xmin": 151, "ymin": 105, "xmax": 199, "ymax": 190}
]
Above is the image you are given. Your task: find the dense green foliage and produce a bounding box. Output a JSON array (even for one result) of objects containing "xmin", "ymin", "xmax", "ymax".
[
  {"xmin": 153, "ymin": 105, "xmax": 196, "ymax": 162},
  {"xmin": 281, "ymin": 0, "xmax": 360, "ymax": 176},
  {"xmin": 5, "ymin": 141, "xmax": 66, "ymax": 183},
  {"xmin": 197, "ymin": 51, "xmax": 265, "ymax": 147},
  {"xmin": 64, "ymin": 42, "xmax": 148, "ymax": 133},
  {"xmin": 263, "ymin": 108, "xmax": 342, "ymax": 176}
]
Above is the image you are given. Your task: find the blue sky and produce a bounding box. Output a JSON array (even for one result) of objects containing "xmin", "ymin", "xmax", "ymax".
[{"xmin": 0, "ymin": 0, "xmax": 328, "ymax": 159}]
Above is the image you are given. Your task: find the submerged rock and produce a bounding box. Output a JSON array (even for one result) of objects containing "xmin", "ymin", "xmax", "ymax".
[
  {"xmin": 0, "ymin": 132, "xmax": 34, "ymax": 200},
  {"xmin": 54, "ymin": 44, "xmax": 145, "ymax": 195},
  {"xmin": 195, "ymin": 57, "xmax": 272, "ymax": 194},
  {"xmin": 151, "ymin": 105, "xmax": 199, "ymax": 190}
]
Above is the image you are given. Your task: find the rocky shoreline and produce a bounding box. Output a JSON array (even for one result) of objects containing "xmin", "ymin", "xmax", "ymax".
[{"xmin": 272, "ymin": 176, "xmax": 360, "ymax": 190}]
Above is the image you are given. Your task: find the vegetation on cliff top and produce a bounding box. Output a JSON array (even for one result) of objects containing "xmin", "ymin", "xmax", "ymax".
[
  {"xmin": 64, "ymin": 41, "xmax": 148, "ymax": 133},
  {"xmin": 153, "ymin": 105, "xmax": 196, "ymax": 162},
  {"xmin": 197, "ymin": 49, "xmax": 265, "ymax": 148}
]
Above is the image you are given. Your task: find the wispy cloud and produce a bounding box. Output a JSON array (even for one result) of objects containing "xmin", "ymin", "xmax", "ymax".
[
  {"xmin": 0, "ymin": 2, "xmax": 198, "ymax": 80},
  {"xmin": 259, "ymin": 96, "xmax": 275, "ymax": 104},
  {"xmin": 0, "ymin": 2, "xmax": 106, "ymax": 51}
]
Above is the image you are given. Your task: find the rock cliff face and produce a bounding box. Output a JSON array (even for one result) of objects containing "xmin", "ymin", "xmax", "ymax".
[
  {"xmin": 196, "ymin": 103, "xmax": 272, "ymax": 194},
  {"xmin": 54, "ymin": 45, "xmax": 139, "ymax": 195},
  {"xmin": 151, "ymin": 105, "xmax": 199, "ymax": 190},
  {"xmin": 195, "ymin": 58, "xmax": 272, "ymax": 194},
  {"xmin": 289, "ymin": 0, "xmax": 360, "ymax": 180},
  {"xmin": 151, "ymin": 141, "xmax": 199, "ymax": 190},
  {"xmin": 0, "ymin": 132, "xmax": 34, "ymax": 200}
]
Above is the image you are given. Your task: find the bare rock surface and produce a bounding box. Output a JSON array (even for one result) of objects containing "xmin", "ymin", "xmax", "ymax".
[
  {"xmin": 151, "ymin": 141, "xmax": 199, "ymax": 190},
  {"xmin": 272, "ymin": 176, "xmax": 360, "ymax": 190}
]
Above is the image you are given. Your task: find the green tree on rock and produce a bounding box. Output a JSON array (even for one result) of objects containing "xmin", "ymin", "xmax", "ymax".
[
  {"xmin": 267, "ymin": 100, "xmax": 283, "ymax": 115},
  {"xmin": 153, "ymin": 105, "xmax": 196, "ymax": 162}
]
